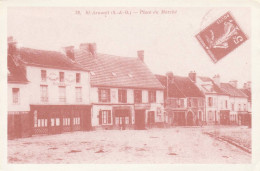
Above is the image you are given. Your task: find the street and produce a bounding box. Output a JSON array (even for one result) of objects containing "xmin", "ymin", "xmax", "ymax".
[{"xmin": 8, "ymin": 126, "xmax": 251, "ymax": 164}]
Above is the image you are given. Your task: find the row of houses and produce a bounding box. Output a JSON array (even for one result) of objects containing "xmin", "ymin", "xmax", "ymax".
[{"xmin": 7, "ymin": 37, "xmax": 251, "ymax": 139}]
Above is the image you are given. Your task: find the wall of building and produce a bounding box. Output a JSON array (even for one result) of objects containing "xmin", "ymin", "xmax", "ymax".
[
  {"xmin": 26, "ymin": 66, "xmax": 90, "ymax": 105},
  {"xmin": 8, "ymin": 83, "xmax": 30, "ymax": 112}
]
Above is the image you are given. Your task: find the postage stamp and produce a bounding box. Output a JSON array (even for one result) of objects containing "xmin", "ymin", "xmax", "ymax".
[{"xmin": 196, "ymin": 11, "xmax": 248, "ymax": 63}]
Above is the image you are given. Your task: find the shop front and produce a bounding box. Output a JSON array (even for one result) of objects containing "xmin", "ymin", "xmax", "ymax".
[
  {"xmin": 30, "ymin": 105, "xmax": 92, "ymax": 135},
  {"xmin": 113, "ymin": 106, "xmax": 132, "ymax": 129}
]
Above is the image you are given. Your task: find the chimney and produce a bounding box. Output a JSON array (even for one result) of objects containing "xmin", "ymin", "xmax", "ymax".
[
  {"xmin": 63, "ymin": 46, "xmax": 75, "ymax": 60},
  {"xmin": 8, "ymin": 36, "xmax": 17, "ymax": 55},
  {"xmin": 137, "ymin": 50, "xmax": 144, "ymax": 62},
  {"xmin": 79, "ymin": 43, "xmax": 96, "ymax": 56},
  {"xmin": 213, "ymin": 74, "xmax": 220, "ymax": 86},
  {"xmin": 89, "ymin": 43, "xmax": 97, "ymax": 55},
  {"xmin": 229, "ymin": 80, "xmax": 238, "ymax": 88},
  {"xmin": 188, "ymin": 71, "xmax": 196, "ymax": 82},
  {"xmin": 166, "ymin": 71, "xmax": 174, "ymax": 83},
  {"xmin": 243, "ymin": 81, "xmax": 251, "ymax": 89}
]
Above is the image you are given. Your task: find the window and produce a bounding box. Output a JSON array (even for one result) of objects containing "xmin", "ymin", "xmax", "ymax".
[
  {"xmin": 59, "ymin": 72, "xmax": 64, "ymax": 82},
  {"xmin": 118, "ymin": 89, "xmax": 127, "ymax": 103},
  {"xmin": 73, "ymin": 117, "xmax": 80, "ymax": 125},
  {"xmin": 244, "ymin": 104, "xmax": 247, "ymax": 111},
  {"xmin": 12, "ymin": 88, "xmax": 19, "ymax": 104},
  {"xmin": 63, "ymin": 118, "xmax": 70, "ymax": 126},
  {"xmin": 40, "ymin": 85, "xmax": 48, "ymax": 102},
  {"xmin": 41, "ymin": 70, "xmax": 47, "ymax": 82},
  {"xmin": 76, "ymin": 73, "xmax": 80, "ymax": 83},
  {"xmin": 232, "ymin": 103, "xmax": 235, "ymax": 111},
  {"xmin": 148, "ymin": 91, "xmax": 156, "ymax": 103},
  {"xmin": 75, "ymin": 87, "xmax": 82, "ymax": 102},
  {"xmin": 99, "ymin": 110, "xmax": 112, "ymax": 125},
  {"xmin": 238, "ymin": 104, "xmax": 241, "ymax": 111},
  {"xmin": 59, "ymin": 86, "xmax": 66, "ymax": 102},
  {"xmin": 208, "ymin": 97, "xmax": 213, "ymax": 107},
  {"xmin": 134, "ymin": 90, "xmax": 142, "ymax": 103},
  {"xmin": 99, "ymin": 88, "xmax": 110, "ymax": 102}
]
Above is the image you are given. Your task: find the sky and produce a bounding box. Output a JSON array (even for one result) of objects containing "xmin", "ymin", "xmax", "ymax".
[{"xmin": 7, "ymin": 7, "xmax": 251, "ymax": 88}]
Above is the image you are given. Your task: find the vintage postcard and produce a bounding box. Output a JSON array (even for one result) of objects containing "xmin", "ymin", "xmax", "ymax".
[{"xmin": 0, "ymin": 0, "xmax": 260, "ymax": 171}]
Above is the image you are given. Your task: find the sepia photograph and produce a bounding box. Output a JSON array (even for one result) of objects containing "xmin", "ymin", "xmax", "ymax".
[{"xmin": 1, "ymin": 1, "xmax": 259, "ymax": 169}]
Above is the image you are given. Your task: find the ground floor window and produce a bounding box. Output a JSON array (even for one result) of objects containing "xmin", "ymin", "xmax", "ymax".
[
  {"xmin": 99, "ymin": 110, "xmax": 111, "ymax": 125},
  {"xmin": 115, "ymin": 116, "xmax": 129, "ymax": 125},
  {"xmin": 63, "ymin": 118, "xmax": 70, "ymax": 126},
  {"xmin": 73, "ymin": 117, "xmax": 80, "ymax": 125},
  {"xmin": 36, "ymin": 119, "xmax": 48, "ymax": 127}
]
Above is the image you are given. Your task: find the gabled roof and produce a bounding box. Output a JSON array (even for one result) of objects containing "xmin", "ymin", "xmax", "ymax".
[
  {"xmin": 220, "ymin": 83, "xmax": 248, "ymax": 98},
  {"xmin": 155, "ymin": 74, "xmax": 204, "ymax": 98},
  {"xmin": 19, "ymin": 48, "xmax": 88, "ymax": 71},
  {"xmin": 155, "ymin": 75, "xmax": 185, "ymax": 98},
  {"xmin": 240, "ymin": 88, "xmax": 251, "ymax": 101},
  {"xmin": 174, "ymin": 76, "xmax": 204, "ymax": 98},
  {"xmin": 8, "ymin": 54, "xmax": 28, "ymax": 84},
  {"xmin": 75, "ymin": 50, "xmax": 164, "ymax": 89}
]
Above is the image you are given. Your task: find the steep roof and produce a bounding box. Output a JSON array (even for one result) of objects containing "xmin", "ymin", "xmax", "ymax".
[
  {"xmin": 155, "ymin": 74, "xmax": 204, "ymax": 98},
  {"xmin": 75, "ymin": 50, "xmax": 164, "ymax": 89},
  {"xmin": 220, "ymin": 83, "xmax": 248, "ymax": 98},
  {"xmin": 8, "ymin": 54, "xmax": 28, "ymax": 84},
  {"xmin": 155, "ymin": 75, "xmax": 185, "ymax": 98},
  {"xmin": 240, "ymin": 88, "xmax": 251, "ymax": 101},
  {"xmin": 19, "ymin": 48, "xmax": 88, "ymax": 71},
  {"xmin": 174, "ymin": 76, "xmax": 204, "ymax": 98}
]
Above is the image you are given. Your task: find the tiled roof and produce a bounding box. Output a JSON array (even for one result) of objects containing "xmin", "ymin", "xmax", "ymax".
[
  {"xmin": 19, "ymin": 48, "xmax": 87, "ymax": 71},
  {"xmin": 155, "ymin": 74, "xmax": 204, "ymax": 98},
  {"xmin": 8, "ymin": 55, "xmax": 28, "ymax": 83},
  {"xmin": 75, "ymin": 50, "xmax": 164, "ymax": 89},
  {"xmin": 155, "ymin": 75, "xmax": 185, "ymax": 98},
  {"xmin": 240, "ymin": 88, "xmax": 251, "ymax": 101},
  {"xmin": 174, "ymin": 76, "xmax": 204, "ymax": 98},
  {"xmin": 220, "ymin": 83, "xmax": 248, "ymax": 98}
]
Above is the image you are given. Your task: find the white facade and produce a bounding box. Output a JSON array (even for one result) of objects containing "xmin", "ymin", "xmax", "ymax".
[
  {"xmin": 26, "ymin": 66, "xmax": 91, "ymax": 105},
  {"xmin": 229, "ymin": 96, "xmax": 248, "ymax": 123},
  {"xmin": 90, "ymin": 87, "xmax": 164, "ymax": 127},
  {"xmin": 8, "ymin": 83, "xmax": 30, "ymax": 113}
]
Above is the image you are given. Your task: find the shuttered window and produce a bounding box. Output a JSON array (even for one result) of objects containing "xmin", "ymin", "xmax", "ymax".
[{"xmin": 98, "ymin": 88, "xmax": 110, "ymax": 102}]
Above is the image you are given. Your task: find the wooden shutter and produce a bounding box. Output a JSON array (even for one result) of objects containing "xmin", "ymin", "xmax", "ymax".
[
  {"xmin": 108, "ymin": 111, "xmax": 111, "ymax": 124},
  {"xmin": 99, "ymin": 110, "xmax": 102, "ymax": 125},
  {"xmin": 98, "ymin": 89, "xmax": 101, "ymax": 102}
]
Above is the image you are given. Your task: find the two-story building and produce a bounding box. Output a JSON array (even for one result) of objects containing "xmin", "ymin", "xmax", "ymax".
[
  {"xmin": 74, "ymin": 43, "xmax": 165, "ymax": 130},
  {"xmin": 8, "ymin": 38, "xmax": 30, "ymax": 139},
  {"xmin": 156, "ymin": 72, "xmax": 204, "ymax": 126},
  {"xmin": 220, "ymin": 81, "xmax": 248, "ymax": 125},
  {"xmin": 192, "ymin": 73, "xmax": 230, "ymax": 125},
  {"xmin": 8, "ymin": 38, "xmax": 92, "ymax": 138}
]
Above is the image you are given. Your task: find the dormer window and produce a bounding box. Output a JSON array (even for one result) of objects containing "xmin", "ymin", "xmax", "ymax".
[
  {"xmin": 90, "ymin": 71, "xmax": 95, "ymax": 76},
  {"xmin": 112, "ymin": 72, "xmax": 117, "ymax": 76}
]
